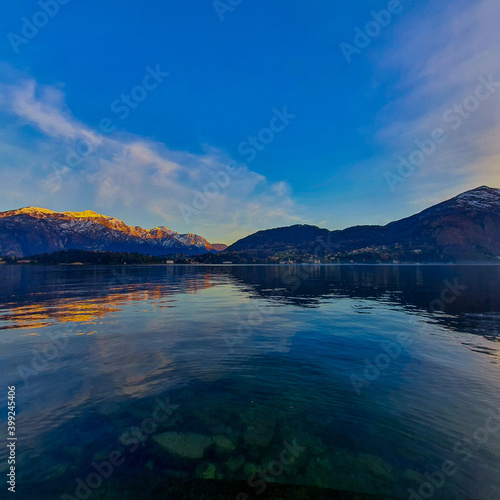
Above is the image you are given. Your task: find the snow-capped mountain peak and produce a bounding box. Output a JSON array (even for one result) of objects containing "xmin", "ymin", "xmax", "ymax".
[
  {"xmin": 454, "ymin": 186, "xmax": 500, "ymax": 209},
  {"xmin": 0, "ymin": 207, "xmax": 222, "ymax": 258}
]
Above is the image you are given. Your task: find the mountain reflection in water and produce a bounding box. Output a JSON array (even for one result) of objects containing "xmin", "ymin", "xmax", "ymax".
[{"xmin": 0, "ymin": 264, "xmax": 499, "ymax": 500}]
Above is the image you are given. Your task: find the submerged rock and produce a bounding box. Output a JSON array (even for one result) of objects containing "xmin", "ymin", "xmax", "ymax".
[
  {"xmin": 244, "ymin": 463, "xmax": 261, "ymax": 477},
  {"xmin": 213, "ymin": 434, "xmax": 237, "ymax": 453},
  {"xmin": 306, "ymin": 457, "xmax": 337, "ymax": 489},
  {"xmin": 306, "ymin": 449, "xmax": 394, "ymax": 494},
  {"xmin": 160, "ymin": 412, "xmax": 183, "ymax": 429},
  {"xmin": 358, "ymin": 453, "xmax": 393, "ymax": 480},
  {"xmin": 243, "ymin": 416, "xmax": 276, "ymax": 448},
  {"xmin": 306, "ymin": 452, "xmax": 374, "ymax": 493},
  {"xmin": 153, "ymin": 432, "xmax": 212, "ymax": 459},
  {"xmin": 195, "ymin": 462, "xmax": 224, "ymax": 480},
  {"xmin": 280, "ymin": 425, "xmax": 324, "ymax": 456},
  {"xmin": 225, "ymin": 455, "xmax": 245, "ymax": 472}
]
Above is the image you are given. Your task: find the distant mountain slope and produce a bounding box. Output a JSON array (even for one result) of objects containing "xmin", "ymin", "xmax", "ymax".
[
  {"xmin": 2, "ymin": 186, "xmax": 499, "ymax": 261},
  {"xmin": 0, "ymin": 208, "xmax": 221, "ymax": 258},
  {"xmin": 210, "ymin": 243, "xmax": 228, "ymax": 252},
  {"xmin": 226, "ymin": 186, "xmax": 500, "ymax": 261},
  {"xmin": 227, "ymin": 224, "xmax": 331, "ymax": 253}
]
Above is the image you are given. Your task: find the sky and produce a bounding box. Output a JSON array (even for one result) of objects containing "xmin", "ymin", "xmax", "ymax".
[{"xmin": 0, "ymin": 0, "xmax": 499, "ymax": 244}]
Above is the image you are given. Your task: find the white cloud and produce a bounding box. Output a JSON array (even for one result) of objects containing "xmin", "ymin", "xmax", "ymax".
[
  {"xmin": 374, "ymin": 0, "xmax": 500, "ymax": 201},
  {"xmin": 0, "ymin": 68, "xmax": 302, "ymax": 243},
  {"xmin": 4, "ymin": 79, "xmax": 100, "ymax": 145}
]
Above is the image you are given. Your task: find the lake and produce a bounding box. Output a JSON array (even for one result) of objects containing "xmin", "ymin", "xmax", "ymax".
[{"xmin": 0, "ymin": 264, "xmax": 499, "ymax": 500}]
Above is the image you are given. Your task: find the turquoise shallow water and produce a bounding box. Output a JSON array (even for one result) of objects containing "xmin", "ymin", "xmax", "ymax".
[{"xmin": 0, "ymin": 264, "xmax": 499, "ymax": 499}]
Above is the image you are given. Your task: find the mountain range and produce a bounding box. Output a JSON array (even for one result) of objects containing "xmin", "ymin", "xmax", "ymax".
[
  {"xmin": 0, "ymin": 207, "xmax": 227, "ymax": 258},
  {"xmin": 226, "ymin": 186, "xmax": 500, "ymax": 262},
  {"xmin": 0, "ymin": 186, "xmax": 499, "ymax": 262}
]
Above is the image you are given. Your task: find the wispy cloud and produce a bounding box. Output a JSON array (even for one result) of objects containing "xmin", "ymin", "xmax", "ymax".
[
  {"xmin": 0, "ymin": 67, "xmax": 302, "ymax": 243},
  {"xmin": 375, "ymin": 0, "xmax": 500, "ymax": 203}
]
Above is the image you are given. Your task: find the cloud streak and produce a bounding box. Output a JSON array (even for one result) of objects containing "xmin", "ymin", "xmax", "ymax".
[
  {"xmin": 375, "ymin": 0, "xmax": 500, "ymax": 204},
  {"xmin": 0, "ymin": 67, "xmax": 301, "ymax": 243}
]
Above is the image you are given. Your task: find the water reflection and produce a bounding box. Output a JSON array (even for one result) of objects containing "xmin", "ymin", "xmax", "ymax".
[
  {"xmin": 1, "ymin": 265, "xmax": 499, "ymax": 341},
  {"xmin": 0, "ymin": 265, "xmax": 499, "ymax": 499},
  {"xmin": 0, "ymin": 266, "xmax": 217, "ymax": 330}
]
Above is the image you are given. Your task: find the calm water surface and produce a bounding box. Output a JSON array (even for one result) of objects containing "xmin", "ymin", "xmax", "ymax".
[{"xmin": 0, "ymin": 265, "xmax": 499, "ymax": 499}]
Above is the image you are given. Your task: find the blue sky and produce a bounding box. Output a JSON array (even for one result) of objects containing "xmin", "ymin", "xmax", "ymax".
[{"xmin": 1, "ymin": 0, "xmax": 499, "ymax": 243}]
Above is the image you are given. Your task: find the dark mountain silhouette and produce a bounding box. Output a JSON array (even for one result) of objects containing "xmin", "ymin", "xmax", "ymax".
[{"xmin": 226, "ymin": 186, "xmax": 500, "ymax": 261}]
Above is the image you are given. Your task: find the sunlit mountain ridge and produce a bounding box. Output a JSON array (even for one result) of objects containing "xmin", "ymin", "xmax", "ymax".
[{"xmin": 0, "ymin": 207, "xmax": 227, "ymax": 257}]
